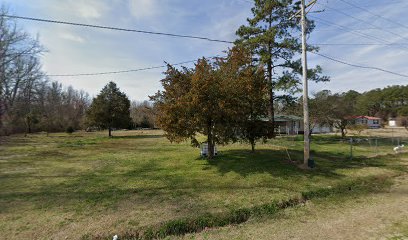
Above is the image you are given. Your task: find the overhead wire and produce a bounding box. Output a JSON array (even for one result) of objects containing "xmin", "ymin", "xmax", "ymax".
[
  {"xmin": 3, "ymin": 14, "xmax": 408, "ymax": 48},
  {"xmin": 47, "ymin": 56, "xmax": 224, "ymax": 77},
  {"xmin": 315, "ymin": 2, "xmax": 408, "ymax": 43},
  {"xmin": 4, "ymin": 8, "xmax": 408, "ymax": 79},
  {"xmin": 310, "ymin": 16, "xmax": 408, "ymax": 53},
  {"xmin": 311, "ymin": 52, "xmax": 408, "ymax": 78},
  {"xmin": 311, "ymin": 16, "xmax": 398, "ymax": 45},
  {"xmin": 310, "ymin": 43, "xmax": 408, "ymax": 46},
  {"xmin": 311, "ymin": 0, "xmax": 404, "ymax": 12},
  {"xmin": 1, "ymin": 14, "xmax": 234, "ymax": 44},
  {"xmin": 338, "ymin": 0, "xmax": 408, "ymax": 30}
]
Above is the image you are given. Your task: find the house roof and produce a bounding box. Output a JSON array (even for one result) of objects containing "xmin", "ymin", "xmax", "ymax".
[
  {"xmin": 260, "ymin": 115, "xmax": 303, "ymax": 122},
  {"xmin": 347, "ymin": 115, "xmax": 381, "ymax": 120}
]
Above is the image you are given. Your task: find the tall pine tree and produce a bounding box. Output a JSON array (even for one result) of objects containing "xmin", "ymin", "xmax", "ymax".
[{"xmin": 236, "ymin": 0, "xmax": 329, "ymax": 136}]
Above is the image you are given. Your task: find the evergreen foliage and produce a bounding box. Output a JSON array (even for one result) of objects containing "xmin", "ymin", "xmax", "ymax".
[
  {"xmin": 86, "ymin": 82, "xmax": 131, "ymax": 137},
  {"xmin": 235, "ymin": 0, "xmax": 329, "ymax": 135}
]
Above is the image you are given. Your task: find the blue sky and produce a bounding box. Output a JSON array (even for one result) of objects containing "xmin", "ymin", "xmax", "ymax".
[{"xmin": 2, "ymin": 0, "xmax": 408, "ymax": 101}]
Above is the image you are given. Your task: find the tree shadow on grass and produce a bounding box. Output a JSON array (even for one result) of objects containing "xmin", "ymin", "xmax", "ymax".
[
  {"xmin": 1, "ymin": 148, "xmax": 402, "ymax": 216},
  {"xmin": 204, "ymin": 149, "xmax": 342, "ymax": 178},
  {"xmin": 205, "ymin": 148, "xmax": 393, "ymax": 179},
  {"xmin": 111, "ymin": 135, "xmax": 164, "ymax": 139}
]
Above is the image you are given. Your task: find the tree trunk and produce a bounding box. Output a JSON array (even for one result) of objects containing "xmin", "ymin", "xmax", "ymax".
[
  {"xmin": 207, "ymin": 120, "xmax": 214, "ymax": 159},
  {"xmin": 267, "ymin": 61, "xmax": 275, "ymax": 138},
  {"xmin": 341, "ymin": 127, "xmax": 346, "ymax": 138},
  {"xmin": 108, "ymin": 127, "xmax": 112, "ymax": 137},
  {"xmin": 251, "ymin": 139, "xmax": 255, "ymax": 153},
  {"xmin": 25, "ymin": 115, "xmax": 31, "ymax": 136},
  {"xmin": 267, "ymin": 13, "xmax": 275, "ymax": 138}
]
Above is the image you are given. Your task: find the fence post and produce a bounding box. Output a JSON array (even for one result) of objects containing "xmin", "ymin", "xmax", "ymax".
[
  {"xmin": 375, "ymin": 138, "xmax": 378, "ymax": 154},
  {"xmin": 349, "ymin": 137, "xmax": 353, "ymax": 160}
]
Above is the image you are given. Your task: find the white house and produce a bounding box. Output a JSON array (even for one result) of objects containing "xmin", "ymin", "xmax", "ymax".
[
  {"xmin": 274, "ymin": 115, "xmax": 304, "ymax": 135},
  {"xmin": 273, "ymin": 115, "xmax": 334, "ymax": 135},
  {"xmin": 311, "ymin": 123, "xmax": 333, "ymax": 133},
  {"xmin": 348, "ymin": 115, "xmax": 381, "ymax": 129}
]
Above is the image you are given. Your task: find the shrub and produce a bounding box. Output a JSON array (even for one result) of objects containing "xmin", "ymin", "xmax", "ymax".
[{"xmin": 66, "ymin": 126, "xmax": 75, "ymax": 134}]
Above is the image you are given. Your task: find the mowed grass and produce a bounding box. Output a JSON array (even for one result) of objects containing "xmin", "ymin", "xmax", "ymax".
[{"xmin": 0, "ymin": 130, "xmax": 407, "ymax": 239}]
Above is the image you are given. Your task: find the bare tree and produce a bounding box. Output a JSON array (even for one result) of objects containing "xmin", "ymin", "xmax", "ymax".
[
  {"xmin": 130, "ymin": 100, "xmax": 156, "ymax": 128},
  {"xmin": 0, "ymin": 7, "xmax": 44, "ymax": 134},
  {"xmin": 0, "ymin": 7, "xmax": 90, "ymax": 135}
]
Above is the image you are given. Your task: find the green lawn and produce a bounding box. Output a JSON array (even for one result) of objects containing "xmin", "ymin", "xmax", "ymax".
[{"xmin": 0, "ymin": 130, "xmax": 406, "ymax": 239}]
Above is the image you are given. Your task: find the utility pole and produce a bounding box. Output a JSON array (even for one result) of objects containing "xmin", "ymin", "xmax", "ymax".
[{"xmin": 301, "ymin": 0, "xmax": 310, "ymax": 167}]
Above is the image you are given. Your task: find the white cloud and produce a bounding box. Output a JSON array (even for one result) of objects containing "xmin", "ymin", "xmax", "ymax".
[
  {"xmin": 59, "ymin": 32, "xmax": 85, "ymax": 43},
  {"xmin": 128, "ymin": 0, "xmax": 160, "ymax": 19},
  {"xmin": 74, "ymin": 0, "xmax": 106, "ymax": 19}
]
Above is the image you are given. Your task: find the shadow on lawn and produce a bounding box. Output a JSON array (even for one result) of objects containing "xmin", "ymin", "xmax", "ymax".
[
  {"xmin": 111, "ymin": 135, "xmax": 164, "ymax": 140},
  {"xmin": 1, "ymin": 148, "xmax": 401, "ymax": 215},
  {"xmin": 206, "ymin": 148, "xmax": 389, "ymax": 179}
]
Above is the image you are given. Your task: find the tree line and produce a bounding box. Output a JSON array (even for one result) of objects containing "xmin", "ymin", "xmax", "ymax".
[
  {"xmin": 284, "ymin": 86, "xmax": 408, "ymax": 137},
  {"xmin": 0, "ymin": 8, "xmax": 155, "ymax": 136},
  {"xmin": 0, "ymin": 8, "xmax": 91, "ymax": 135}
]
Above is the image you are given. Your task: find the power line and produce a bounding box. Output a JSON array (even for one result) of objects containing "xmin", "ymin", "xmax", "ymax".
[
  {"xmin": 311, "ymin": 52, "xmax": 408, "ymax": 78},
  {"xmin": 313, "ymin": 26, "xmax": 408, "ymax": 32},
  {"xmin": 310, "ymin": 16, "xmax": 408, "ymax": 52},
  {"xmin": 338, "ymin": 0, "xmax": 408, "ymax": 30},
  {"xmin": 47, "ymin": 56, "xmax": 224, "ymax": 77},
  {"xmin": 316, "ymin": 3, "xmax": 408, "ymax": 43},
  {"xmin": 311, "ymin": 43, "xmax": 408, "ymax": 46},
  {"xmin": 47, "ymin": 50, "xmax": 408, "ymax": 79},
  {"xmin": 7, "ymin": 13, "xmax": 402, "ymax": 49},
  {"xmin": 1, "ymin": 14, "xmax": 234, "ymax": 44},
  {"xmin": 311, "ymin": 0, "xmax": 405, "ymax": 12},
  {"xmin": 311, "ymin": 16, "xmax": 396, "ymax": 44}
]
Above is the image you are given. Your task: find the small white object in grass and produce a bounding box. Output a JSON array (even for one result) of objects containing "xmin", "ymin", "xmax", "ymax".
[
  {"xmin": 393, "ymin": 145, "xmax": 405, "ymax": 153},
  {"xmin": 113, "ymin": 235, "xmax": 118, "ymax": 240}
]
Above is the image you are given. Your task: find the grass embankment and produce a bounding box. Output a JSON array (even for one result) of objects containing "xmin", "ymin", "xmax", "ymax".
[{"xmin": 0, "ymin": 130, "xmax": 406, "ymax": 239}]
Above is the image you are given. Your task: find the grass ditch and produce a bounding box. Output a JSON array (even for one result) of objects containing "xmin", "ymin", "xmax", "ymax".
[{"xmin": 87, "ymin": 174, "xmax": 394, "ymax": 240}]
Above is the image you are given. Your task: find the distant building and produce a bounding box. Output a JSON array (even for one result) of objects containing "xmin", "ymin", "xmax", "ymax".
[
  {"xmin": 389, "ymin": 118, "xmax": 397, "ymax": 127},
  {"xmin": 311, "ymin": 123, "xmax": 334, "ymax": 134},
  {"xmin": 265, "ymin": 115, "xmax": 334, "ymax": 135},
  {"xmin": 347, "ymin": 116, "xmax": 381, "ymax": 129},
  {"xmin": 388, "ymin": 117, "xmax": 408, "ymax": 127},
  {"xmin": 274, "ymin": 115, "xmax": 304, "ymax": 135}
]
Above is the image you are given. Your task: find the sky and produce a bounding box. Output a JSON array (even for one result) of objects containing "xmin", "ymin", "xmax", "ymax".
[{"xmin": 2, "ymin": 0, "xmax": 408, "ymax": 101}]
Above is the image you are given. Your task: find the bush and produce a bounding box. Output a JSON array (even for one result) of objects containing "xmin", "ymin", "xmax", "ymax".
[
  {"xmin": 66, "ymin": 126, "xmax": 75, "ymax": 134},
  {"xmin": 348, "ymin": 124, "xmax": 367, "ymax": 135}
]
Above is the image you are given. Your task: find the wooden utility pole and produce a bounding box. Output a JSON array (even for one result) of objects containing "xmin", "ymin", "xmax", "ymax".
[{"xmin": 301, "ymin": 0, "xmax": 310, "ymax": 167}]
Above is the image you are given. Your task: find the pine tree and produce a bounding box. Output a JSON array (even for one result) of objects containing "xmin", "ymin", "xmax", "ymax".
[
  {"xmin": 236, "ymin": 0, "xmax": 329, "ymax": 136},
  {"xmin": 86, "ymin": 82, "xmax": 131, "ymax": 137}
]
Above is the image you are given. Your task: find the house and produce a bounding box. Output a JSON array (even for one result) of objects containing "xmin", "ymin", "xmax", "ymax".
[
  {"xmin": 311, "ymin": 123, "xmax": 334, "ymax": 134},
  {"xmin": 259, "ymin": 115, "xmax": 335, "ymax": 135},
  {"xmin": 347, "ymin": 116, "xmax": 381, "ymax": 129},
  {"xmin": 274, "ymin": 115, "xmax": 304, "ymax": 135}
]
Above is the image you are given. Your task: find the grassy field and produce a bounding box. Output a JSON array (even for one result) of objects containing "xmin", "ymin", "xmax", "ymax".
[
  {"xmin": 0, "ymin": 130, "xmax": 407, "ymax": 239},
  {"xmin": 179, "ymin": 171, "xmax": 408, "ymax": 240}
]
